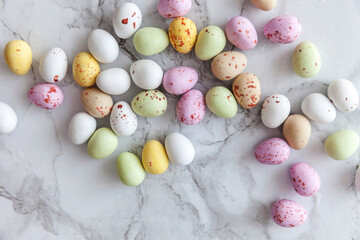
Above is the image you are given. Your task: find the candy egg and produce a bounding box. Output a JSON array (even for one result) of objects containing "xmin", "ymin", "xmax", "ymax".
[
  {"xmin": 225, "ymin": 16, "xmax": 258, "ymax": 50},
  {"xmin": 131, "ymin": 90, "xmax": 167, "ymax": 117},
  {"xmin": 157, "ymin": 0, "xmax": 192, "ymax": 18},
  {"xmin": 205, "ymin": 86, "xmax": 238, "ymax": 118},
  {"xmin": 271, "ymin": 199, "xmax": 307, "ymax": 228},
  {"xmin": 81, "ymin": 88, "xmax": 113, "ymax": 118},
  {"xmin": 254, "ymin": 138, "xmax": 290, "ymax": 165},
  {"xmin": 250, "ymin": 0, "xmax": 277, "ymax": 11},
  {"xmin": 113, "ymin": 2, "xmax": 142, "ymax": 39},
  {"xmin": 68, "ymin": 112, "xmax": 97, "ymax": 145},
  {"xmin": 264, "ymin": 15, "xmax": 301, "ymax": 44},
  {"xmin": 4, "ymin": 40, "xmax": 32, "ymax": 75},
  {"xmin": 39, "ymin": 47, "xmax": 67, "ymax": 83},
  {"xmin": 301, "ymin": 93, "xmax": 336, "ymax": 123},
  {"xmin": 283, "ymin": 114, "xmax": 311, "ymax": 150},
  {"xmin": 289, "ymin": 162, "xmax": 321, "ymax": 197},
  {"xmin": 176, "ymin": 89, "xmax": 206, "ymax": 125},
  {"xmin": 232, "ymin": 73, "xmax": 261, "ymax": 109},
  {"xmin": 163, "ymin": 66, "xmax": 198, "ymax": 95},
  {"xmin": 117, "ymin": 152, "xmax": 145, "ymax": 186},
  {"xmin": 110, "ymin": 101, "xmax": 137, "ymax": 136},
  {"xmin": 72, "ymin": 52, "xmax": 100, "ymax": 87},
  {"xmin": 142, "ymin": 140, "xmax": 169, "ymax": 175},
  {"xmin": 88, "ymin": 29, "xmax": 119, "ymax": 63},
  {"xmin": 195, "ymin": 26, "xmax": 226, "ymax": 61},
  {"xmin": 87, "ymin": 127, "xmax": 118, "ymax": 159},
  {"xmin": 96, "ymin": 68, "xmax": 131, "ymax": 95},
  {"xmin": 261, "ymin": 94, "xmax": 290, "ymax": 128},
  {"xmin": 324, "ymin": 130, "xmax": 359, "ymax": 160},
  {"xmin": 133, "ymin": 27, "xmax": 169, "ymax": 56},
  {"xmin": 0, "ymin": 102, "xmax": 17, "ymax": 134},
  {"xmin": 328, "ymin": 79, "xmax": 358, "ymax": 112},
  {"xmin": 165, "ymin": 132, "xmax": 195, "ymax": 165},
  {"xmin": 169, "ymin": 17, "xmax": 197, "ymax": 54},
  {"xmin": 292, "ymin": 41, "xmax": 321, "ymax": 78},
  {"xmin": 211, "ymin": 51, "xmax": 247, "ymax": 81},
  {"xmin": 28, "ymin": 83, "xmax": 64, "ymax": 109},
  {"xmin": 130, "ymin": 59, "xmax": 163, "ymax": 90}
]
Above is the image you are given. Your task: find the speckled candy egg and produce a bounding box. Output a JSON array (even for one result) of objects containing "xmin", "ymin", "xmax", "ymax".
[
  {"xmin": 176, "ymin": 89, "xmax": 206, "ymax": 125},
  {"xmin": 28, "ymin": 84, "xmax": 64, "ymax": 109},
  {"xmin": 39, "ymin": 47, "xmax": 67, "ymax": 83},
  {"xmin": 254, "ymin": 138, "xmax": 290, "ymax": 165},
  {"xmin": 292, "ymin": 41, "xmax": 321, "ymax": 78},
  {"xmin": 261, "ymin": 94, "xmax": 290, "ymax": 128},
  {"xmin": 142, "ymin": 140, "xmax": 169, "ymax": 175},
  {"xmin": 289, "ymin": 162, "xmax": 321, "ymax": 197},
  {"xmin": 211, "ymin": 51, "xmax": 247, "ymax": 81},
  {"xmin": 163, "ymin": 66, "xmax": 198, "ymax": 95},
  {"xmin": 113, "ymin": 2, "xmax": 142, "ymax": 39},
  {"xmin": 72, "ymin": 52, "xmax": 100, "ymax": 87},
  {"xmin": 131, "ymin": 90, "xmax": 167, "ymax": 117},
  {"xmin": 169, "ymin": 17, "xmax": 197, "ymax": 54},
  {"xmin": 232, "ymin": 73, "xmax": 261, "ymax": 109},
  {"xmin": 195, "ymin": 26, "xmax": 226, "ymax": 61},
  {"xmin": 205, "ymin": 86, "xmax": 238, "ymax": 118},
  {"xmin": 130, "ymin": 59, "xmax": 163, "ymax": 90},
  {"xmin": 324, "ymin": 130, "xmax": 359, "ymax": 160},
  {"xmin": 328, "ymin": 79, "xmax": 359, "ymax": 112},
  {"xmin": 225, "ymin": 16, "xmax": 258, "ymax": 50},
  {"xmin": 110, "ymin": 101, "xmax": 137, "ymax": 136},
  {"xmin": 271, "ymin": 199, "xmax": 307, "ymax": 228},
  {"xmin": 88, "ymin": 29, "xmax": 119, "ymax": 63},
  {"xmin": 81, "ymin": 88, "xmax": 113, "ymax": 118},
  {"xmin": 250, "ymin": 0, "xmax": 277, "ymax": 11},
  {"xmin": 283, "ymin": 114, "xmax": 311, "ymax": 150},
  {"xmin": 301, "ymin": 93, "xmax": 336, "ymax": 123},
  {"xmin": 157, "ymin": 0, "xmax": 192, "ymax": 18},
  {"xmin": 4, "ymin": 40, "xmax": 32, "ymax": 75},
  {"xmin": 133, "ymin": 27, "xmax": 169, "ymax": 56},
  {"xmin": 264, "ymin": 15, "xmax": 301, "ymax": 44}
]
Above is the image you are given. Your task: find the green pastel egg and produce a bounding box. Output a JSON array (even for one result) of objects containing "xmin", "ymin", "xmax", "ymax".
[
  {"xmin": 117, "ymin": 152, "xmax": 145, "ymax": 186},
  {"xmin": 292, "ymin": 41, "xmax": 321, "ymax": 78},
  {"xmin": 87, "ymin": 127, "xmax": 118, "ymax": 159},
  {"xmin": 195, "ymin": 26, "xmax": 226, "ymax": 61},
  {"xmin": 324, "ymin": 130, "xmax": 359, "ymax": 160},
  {"xmin": 205, "ymin": 86, "xmax": 238, "ymax": 118},
  {"xmin": 131, "ymin": 90, "xmax": 167, "ymax": 117},
  {"xmin": 133, "ymin": 27, "xmax": 169, "ymax": 56}
]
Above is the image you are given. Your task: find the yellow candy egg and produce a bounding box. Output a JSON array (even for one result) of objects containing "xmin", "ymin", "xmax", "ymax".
[
  {"xmin": 142, "ymin": 140, "xmax": 169, "ymax": 175},
  {"xmin": 4, "ymin": 40, "xmax": 32, "ymax": 75},
  {"xmin": 169, "ymin": 17, "xmax": 197, "ymax": 54},
  {"xmin": 72, "ymin": 52, "xmax": 100, "ymax": 87}
]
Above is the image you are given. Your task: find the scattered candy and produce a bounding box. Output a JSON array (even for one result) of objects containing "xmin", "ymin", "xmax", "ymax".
[
  {"xmin": 163, "ymin": 66, "xmax": 198, "ymax": 95},
  {"xmin": 87, "ymin": 127, "xmax": 118, "ymax": 159},
  {"xmin": 28, "ymin": 83, "xmax": 64, "ymax": 109},
  {"xmin": 250, "ymin": 0, "xmax": 277, "ymax": 11},
  {"xmin": 301, "ymin": 93, "xmax": 336, "ymax": 123},
  {"xmin": 206, "ymin": 86, "xmax": 238, "ymax": 118},
  {"xmin": 292, "ymin": 41, "xmax": 321, "ymax": 78},
  {"xmin": 39, "ymin": 47, "xmax": 67, "ymax": 83},
  {"xmin": 261, "ymin": 94, "xmax": 290, "ymax": 128},
  {"xmin": 110, "ymin": 101, "xmax": 137, "ymax": 136},
  {"xmin": 131, "ymin": 90, "xmax": 167, "ymax": 117},
  {"xmin": 328, "ymin": 79, "xmax": 359, "ymax": 112},
  {"xmin": 271, "ymin": 199, "xmax": 307, "ymax": 227},
  {"xmin": 324, "ymin": 130, "xmax": 359, "ymax": 160},
  {"xmin": 176, "ymin": 89, "xmax": 205, "ymax": 125},
  {"xmin": 4, "ymin": 40, "xmax": 32, "ymax": 75},
  {"xmin": 157, "ymin": 0, "xmax": 192, "ymax": 18},
  {"xmin": 72, "ymin": 52, "xmax": 100, "ymax": 87},
  {"xmin": 142, "ymin": 140, "xmax": 169, "ymax": 175},
  {"xmin": 130, "ymin": 59, "xmax": 163, "ymax": 90},
  {"xmin": 232, "ymin": 73, "xmax": 261, "ymax": 109},
  {"xmin": 283, "ymin": 114, "xmax": 311, "ymax": 150},
  {"xmin": 0, "ymin": 101, "xmax": 17, "ymax": 134},
  {"xmin": 289, "ymin": 162, "xmax": 321, "ymax": 197},
  {"xmin": 254, "ymin": 137, "xmax": 290, "ymax": 165},
  {"xmin": 96, "ymin": 68, "xmax": 131, "ymax": 95},
  {"xmin": 81, "ymin": 88, "xmax": 113, "ymax": 118},
  {"xmin": 225, "ymin": 16, "xmax": 258, "ymax": 50},
  {"xmin": 87, "ymin": 29, "xmax": 119, "ymax": 64},
  {"xmin": 195, "ymin": 25, "xmax": 226, "ymax": 61},
  {"xmin": 165, "ymin": 132, "xmax": 195, "ymax": 166},
  {"xmin": 117, "ymin": 152, "xmax": 145, "ymax": 186},
  {"xmin": 113, "ymin": 2, "xmax": 142, "ymax": 39},
  {"xmin": 169, "ymin": 17, "xmax": 197, "ymax": 54},
  {"xmin": 264, "ymin": 15, "xmax": 301, "ymax": 44},
  {"xmin": 68, "ymin": 112, "xmax": 97, "ymax": 145},
  {"xmin": 133, "ymin": 27, "xmax": 169, "ymax": 56},
  {"xmin": 211, "ymin": 51, "xmax": 247, "ymax": 81}
]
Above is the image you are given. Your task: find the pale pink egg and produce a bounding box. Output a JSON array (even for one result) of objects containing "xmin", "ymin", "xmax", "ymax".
[
  {"xmin": 28, "ymin": 83, "xmax": 64, "ymax": 109},
  {"xmin": 254, "ymin": 137, "xmax": 290, "ymax": 165},
  {"xmin": 289, "ymin": 162, "xmax": 321, "ymax": 197},
  {"xmin": 163, "ymin": 66, "xmax": 198, "ymax": 95},
  {"xmin": 157, "ymin": 0, "xmax": 192, "ymax": 18},
  {"xmin": 176, "ymin": 89, "xmax": 205, "ymax": 125},
  {"xmin": 271, "ymin": 199, "xmax": 307, "ymax": 228},
  {"xmin": 225, "ymin": 16, "xmax": 258, "ymax": 50},
  {"xmin": 264, "ymin": 15, "xmax": 301, "ymax": 44}
]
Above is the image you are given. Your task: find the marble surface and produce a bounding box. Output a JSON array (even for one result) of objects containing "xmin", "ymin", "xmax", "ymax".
[{"xmin": 1, "ymin": 0, "xmax": 360, "ymax": 239}]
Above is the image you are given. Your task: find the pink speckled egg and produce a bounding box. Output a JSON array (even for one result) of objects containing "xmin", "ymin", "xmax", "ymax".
[
  {"xmin": 163, "ymin": 66, "xmax": 198, "ymax": 95},
  {"xmin": 289, "ymin": 162, "xmax": 321, "ymax": 197},
  {"xmin": 28, "ymin": 83, "xmax": 64, "ymax": 109},
  {"xmin": 271, "ymin": 199, "xmax": 307, "ymax": 228},
  {"xmin": 176, "ymin": 89, "xmax": 205, "ymax": 125},
  {"xmin": 264, "ymin": 15, "xmax": 301, "ymax": 44},
  {"xmin": 254, "ymin": 138, "xmax": 290, "ymax": 165},
  {"xmin": 157, "ymin": 0, "xmax": 192, "ymax": 18},
  {"xmin": 225, "ymin": 16, "xmax": 258, "ymax": 50}
]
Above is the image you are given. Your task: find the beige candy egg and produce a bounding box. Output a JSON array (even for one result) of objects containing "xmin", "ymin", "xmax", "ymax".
[
  {"xmin": 81, "ymin": 88, "xmax": 113, "ymax": 118},
  {"xmin": 211, "ymin": 51, "xmax": 247, "ymax": 81},
  {"xmin": 283, "ymin": 114, "xmax": 311, "ymax": 150},
  {"xmin": 250, "ymin": 0, "xmax": 277, "ymax": 11},
  {"xmin": 232, "ymin": 73, "xmax": 261, "ymax": 109}
]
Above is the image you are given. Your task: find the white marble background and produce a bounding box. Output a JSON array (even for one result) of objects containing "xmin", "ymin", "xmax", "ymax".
[{"xmin": 1, "ymin": 0, "xmax": 360, "ymax": 239}]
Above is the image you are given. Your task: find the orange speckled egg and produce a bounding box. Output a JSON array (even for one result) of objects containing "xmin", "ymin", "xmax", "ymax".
[
  {"xmin": 169, "ymin": 17, "xmax": 197, "ymax": 54},
  {"xmin": 81, "ymin": 88, "xmax": 113, "ymax": 118},
  {"xmin": 232, "ymin": 73, "xmax": 261, "ymax": 109},
  {"xmin": 211, "ymin": 51, "xmax": 247, "ymax": 81},
  {"xmin": 72, "ymin": 52, "xmax": 100, "ymax": 87}
]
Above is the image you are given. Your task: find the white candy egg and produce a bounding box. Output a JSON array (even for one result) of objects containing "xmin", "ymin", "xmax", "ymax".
[
  {"xmin": 328, "ymin": 78, "xmax": 358, "ymax": 112},
  {"xmin": 39, "ymin": 47, "xmax": 67, "ymax": 83},
  {"xmin": 68, "ymin": 112, "xmax": 97, "ymax": 145},
  {"xmin": 88, "ymin": 29, "xmax": 119, "ymax": 63},
  {"xmin": 130, "ymin": 59, "xmax": 163, "ymax": 90},
  {"xmin": 110, "ymin": 101, "xmax": 137, "ymax": 136},
  {"xmin": 113, "ymin": 2, "xmax": 142, "ymax": 39},
  {"xmin": 261, "ymin": 94, "xmax": 291, "ymax": 128},
  {"xmin": 0, "ymin": 101, "xmax": 17, "ymax": 134},
  {"xmin": 96, "ymin": 68, "xmax": 131, "ymax": 95},
  {"xmin": 301, "ymin": 93, "xmax": 336, "ymax": 123},
  {"xmin": 165, "ymin": 132, "xmax": 195, "ymax": 166}
]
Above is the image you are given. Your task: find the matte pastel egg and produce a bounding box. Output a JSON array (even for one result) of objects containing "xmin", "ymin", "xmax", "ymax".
[
  {"xmin": 4, "ymin": 40, "xmax": 32, "ymax": 75},
  {"xmin": 264, "ymin": 15, "xmax": 301, "ymax": 44},
  {"xmin": 283, "ymin": 114, "xmax": 311, "ymax": 150},
  {"xmin": 0, "ymin": 102, "xmax": 17, "ymax": 134},
  {"xmin": 81, "ymin": 88, "xmax": 113, "ymax": 118},
  {"xmin": 72, "ymin": 52, "xmax": 100, "ymax": 87},
  {"xmin": 169, "ymin": 17, "xmax": 197, "ymax": 54},
  {"xmin": 176, "ymin": 89, "xmax": 206, "ymax": 125},
  {"xmin": 157, "ymin": 0, "xmax": 192, "ymax": 18},
  {"xmin": 328, "ymin": 79, "xmax": 359, "ymax": 112},
  {"xmin": 324, "ymin": 130, "xmax": 359, "ymax": 160},
  {"xmin": 163, "ymin": 66, "xmax": 198, "ymax": 95},
  {"xmin": 39, "ymin": 47, "xmax": 67, "ymax": 83},
  {"xmin": 96, "ymin": 68, "xmax": 131, "ymax": 95},
  {"xmin": 211, "ymin": 51, "xmax": 247, "ymax": 81},
  {"xmin": 88, "ymin": 29, "xmax": 119, "ymax": 63},
  {"xmin": 225, "ymin": 16, "xmax": 258, "ymax": 50},
  {"xmin": 205, "ymin": 86, "xmax": 238, "ymax": 118},
  {"xmin": 195, "ymin": 26, "xmax": 226, "ymax": 61},
  {"xmin": 261, "ymin": 94, "xmax": 290, "ymax": 128},
  {"xmin": 68, "ymin": 112, "xmax": 97, "ymax": 145},
  {"xmin": 292, "ymin": 41, "xmax": 321, "ymax": 78},
  {"xmin": 142, "ymin": 140, "xmax": 169, "ymax": 175},
  {"xmin": 130, "ymin": 59, "xmax": 163, "ymax": 90},
  {"xmin": 254, "ymin": 138, "xmax": 290, "ymax": 165},
  {"xmin": 165, "ymin": 132, "xmax": 195, "ymax": 165},
  {"xmin": 110, "ymin": 101, "xmax": 137, "ymax": 136},
  {"xmin": 250, "ymin": 0, "xmax": 277, "ymax": 11},
  {"xmin": 28, "ymin": 83, "xmax": 64, "ymax": 109},
  {"xmin": 117, "ymin": 152, "xmax": 145, "ymax": 186},
  {"xmin": 113, "ymin": 2, "xmax": 142, "ymax": 39},
  {"xmin": 301, "ymin": 93, "xmax": 336, "ymax": 123},
  {"xmin": 133, "ymin": 27, "xmax": 169, "ymax": 56},
  {"xmin": 271, "ymin": 199, "xmax": 307, "ymax": 228},
  {"xmin": 232, "ymin": 73, "xmax": 261, "ymax": 109},
  {"xmin": 87, "ymin": 127, "xmax": 118, "ymax": 159},
  {"xmin": 131, "ymin": 90, "xmax": 167, "ymax": 117},
  {"xmin": 289, "ymin": 162, "xmax": 321, "ymax": 197}
]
